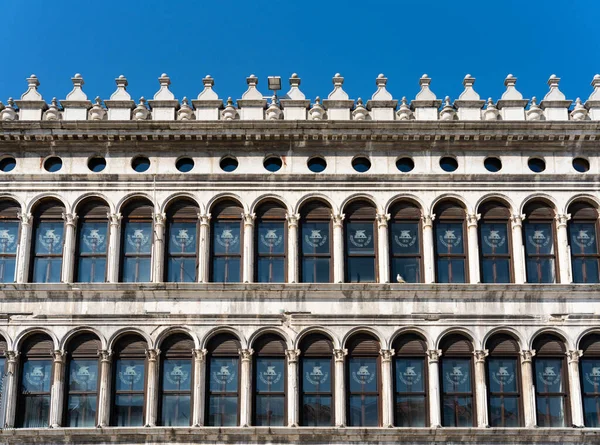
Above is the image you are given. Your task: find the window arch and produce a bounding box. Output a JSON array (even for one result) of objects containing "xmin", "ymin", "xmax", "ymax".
[
  {"xmin": 159, "ymin": 334, "xmax": 194, "ymax": 426},
  {"xmin": 31, "ymin": 199, "xmax": 65, "ymax": 283},
  {"xmin": 478, "ymin": 201, "xmax": 513, "ymax": 283},
  {"xmin": 300, "ymin": 200, "xmax": 332, "ymax": 283},
  {"xmin": 440, "ymin": 334, "xmax": 475, "ymax": 426},
  {"xmin": 75, "ymin": 199, "xmax": 109, "ymax": 283},
  {"xmin": 523, "ymin": 201, "xmax": 557, "ymax": 283},
  {"xmin": 205, "ymin": 333, "xmax": 241, "ymax": 426},
  {"xmin": 111, "ymin": 334, "xmax": 147, "ymax": 426},
  {"xmin": 253, "ymin": 334, "xmax": 286, "ymax": 426},
  {"xmin": 165, "ymin": 199, "xmax": 199, "ymax": 283},
  {"xmin": 17, "ymin": 333, "xmax": 53, "ymax": 428},
  {"xmin": 210, "ymin": 200, "xmax": 243, "ymax": 283},
  {"xmin": 299, "ymin": 333, "xmax": 334, "ymax": 426},
  {"xmin": 120, "ymin": 200, "xmax": 153, "ymax": 283},
  {"xmin": 255, "ymin": 202, "xmax": 287, "ymax": 283},
  {"xmin": 389, "ymin": 201, "xmax": 423, "ymax": 283},
  {"xmin": 434, "ymin": 201, "xmax": 468, "ymax": 283},
  {"xmin": 346, "ymin": 333, "xmax": 381, "ymax": 426},
  {"xmin": 533, "ymin": 334, "xmax": 569, "ymax": 427},
  {"xmin": 65, "ymin": 333, "xmax": 101, "ymax": 427},
  {"xmin": 392, "ymin": 333, "xmax": 428, "ymax": 426},
  {"xmin": 344, "ymin": 200, "xmax": 377, "ymax": 283},
  {"xmin": 568, "ymin": 202, "xmax": 600, "ymax": 283},
  {"xmin": 0, "ymin": 200, "xmax": 20, "ymax": 283},
  {"xmin": 580, "ymin": 333, "xmax": 600, "ymax": 426},
  {"xmin": 485, "ymin": 333, "xmax": 522, "ymax": 427}
]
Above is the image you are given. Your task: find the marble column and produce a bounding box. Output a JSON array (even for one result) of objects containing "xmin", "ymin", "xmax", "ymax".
[
  {"xmin": 332, "ymin": 214, "xmax": 345, "ymax": 283},
  {"xmin": 422, "ymin": 214, "xmax": 435, "ymax": 283},
  {"xmin": 49, "ymin": 350, "xmax": 67, "ymax": 427},
  {"xmin": 380, "ymin": 349, "xmax": 394, "ymax": 427},
  {"xmin": 242, "ymin": 213, "xmax": 255, "ymax": 283},
  {"xmin": 152, "ymin": 213, "xmax": 166, "ymax": 283},
  {"xmin": 61, "ymin": 213, "xmax": 78, "ymax": 283},
  {"xmin": 286, "ymin": 214, "xmax": 300, "ymax": 283},
  {"xmin": 333, "ymin": 348, "xmax": 347, "ymax": 426},
  {"xmin": 510, "ymin": 214, "xmax": 526, "ymax": 284},
  {"xmin": 239, "ymin": 348, "xmax": 254, "ymax": 426},
  {"xmin": 567, "ymin": 350, "xmax": 584, "ymax": 427},
  {"xmin": 286, "ymin": 349, "xmax": 301, "ymax": 426},
  {"xmin": 97, "ymin": 350, "xmax": 113, "ymax": 427},
  {"xmin": 3, "ymin": 351, "xmax": 20, "ymax": 428},
  {"xmin": 466, "ymin": 213, "xmax": 481, "ymax": 284},
  {"xmin": 192, "ymin": 349, "xmax": 207, "ymax": 426},
  {"xmin": 427, "ymin": 349, "xmax": 442, "ymax": 427},
  {"xmin": 16, "ymin": 213, "xmax": 32, "ymax": 283},
  {"xmin": 198, "ymin": 213, "xmax": 211, "ymax": 283},
  {"xmin": 473, "ymin": 349, "xmax": 489, "ymax": 427},
  {"xmin": 520, "ymin": 350, "xmax": 536, "ymax": 427},
  {"xmin": 106, "ymin": 213, "xmax": 122, "ymax": 283},
  {"xmin": 556, "ymin": 213, "xmax": 572, "ymax": 284},
  {"xmin": 376, "ymin": 213, "xmax": 390, "ymax": 283},
  {"xmin": 145, "ymin": 348, "xmax": 160, "ymax": 426}
]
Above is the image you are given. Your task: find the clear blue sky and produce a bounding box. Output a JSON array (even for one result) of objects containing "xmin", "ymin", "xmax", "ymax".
[{"xmin": 1, "ymin": 0, "xmax": 599, "ymax": 106}]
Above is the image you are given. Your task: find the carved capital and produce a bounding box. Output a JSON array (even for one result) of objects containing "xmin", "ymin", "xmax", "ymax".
[
  {"xmin": 379, "ymin": 349, "xmax": 394, "ymax": 363},
  {"xmin": 520, "ymin": 349, "xmax": 536, "ymax": 363},
  {"xmin": 567, "ymin": 349, "xmax": 583, "ymax": 364},
  {"xmin": 333, "ymin": 348, "xmax": 348, "ymax": 362},
  {"xmin": 193, "ymin": 348, "xmax": 208, "ymax": 362},
  {"xmin": 108, "ymin": 213, "xmax": 122, "ymax": 227},
  {"xmin": 555, "ymin": 213, "xmax": 571, "ymax": 228},
  {"xmin": 466, "ymin": 213, "xmax": 481, "ymax": 228},
  {"xmin": 98, "ymin": 349, "xmax": 113, "ymax": 363},
  {"xmin": 376, "ymin": 213, "xmax": 391, "ymax": 228},
  {"xmin": 199, "ymin": 213, "xmax": 211, "ymax": 226},
  {"xmin": 285, "ymin": 213, "xmax": 300, "ymax": 228},
  {"xmin": 62, "ymin": 212, "xmax": 78, "ymax": 227},
  {"xmin": 510, "ymin": 214, "xmax": 526, "ymax": 228},
  {"xmin": 145, "ymin": 348, "xmax": 161, "ymax": 362},
  {"xmin": 242, "ymin": 213, "xmax": 256, "ymax": 226},
  {"xmin": 239, "ymin": 348, "xmax": 254, "ymax": 361},
  {"xmin": 153, "ymin": 213, "xmax": 167, "ymax": 226},
  {"xmin": 331, "ymin": 213, "xmax": 345, "ymax": 228},
  {"xmin": 473, "ymin": 349, "xmax": 489, "ymax": 363},
  {"xmin": 51, "ymin": 349, "xmax": 67, "ymax": 363},
  {"xmin": 6, "ymin": 350, "xmax": 20, "ymax": 367},
  {"xmin": 285, "ymin": 349, "xmax": 301, "ymax": 363},
  {"xmin": 421, "ymin": 214, "xmax": 435, "ymax": 228},
  {"xmin": 427, "ymin": 349, "xmax": 442, "ymax": 363},
  {"xmin": 18, "ymin": 212, "xmax": 33, "ymax": 226}
]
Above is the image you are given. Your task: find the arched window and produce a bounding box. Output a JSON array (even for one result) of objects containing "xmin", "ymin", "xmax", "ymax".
[
  {"xmin": 478, "ymin": 201, "xmax": 513, "ymax": 283},
  {"xmin": 205, "ymin": 333, "xmax": 241, "ymax": 426},
  {"xmin": 346, "ymin": 333, "xmax": 380, "ymax": 426},
  {"xmin": 392, "ymin": 333, "xmax": 427, "ymax": 426},
  {"xmin": 65, "ymin": 333, "xmax": 101, "ymax": 427},
  {"xmin": 31, "ymin": 199, "xmax": 65, "ymax": 283},
  {"xmin": 485, "ymin": 334, "xmax": 522, "ymax": 427},
  {"xmin": 75, "ymin": 199, "xmax": 109, "ymax": 283},
  {"xmin": 255, "ymin": 202, "xmax": 287, "ymax": 283},
  {"xmin": 0, "ymin": 201, "xmax": 20, "ymax": 283},
  {"xmin": 523, "ymin": 201, "xmax": 557, "ymax": 283},
  {"xmin": 120, "ymin": 200, "xmax": 153, "ymax": 283},
  {"xmin": 159, "ymin": 334, "xmax": 194, "ymax": 426},
  {"xmin": 389, "ymin": 201, "xmax": 422, "ymax": 283},
  {"xmin": 111, "ymin": 334, "xmax": 147, "ymax": 426},
  {"xmin": 300, "ymin": 201, "xmax": 332, "ymax": 283},
  {"xmin": 165, "ymin": 200, "xmax": 199, "ymax": 283},
  {"xmin": 344, "ymin": 201, "xmax": 377, "ymax": 283},
  {"xmin": 253, "ymin": 334, "xmax": 286, "ymax": 426},
  {"xmin": 434, "ymin": 201, "xmax": 468, "ymax": 283},
  {"xmin": 533, "ymin": 334, "xmax": 569, "ymax": 427},
  {"xmin": 210, "ymin": 200, "xmax": 243, "ymax": 283},
  {"xmin": 568, "ymin": 202, "xmax": 600, "ymax": 284},
  {"xmin": 579, "ymin": 334, "xmax": 600, "ymax": 426},
  {"xmin": 17, "ymin": 334, "xmax": 53, "ymax": 428},
  {"xmin": 300, "ymin": 333, "xmax": 334, "ymax": 426},
  {"xmin": 440, "ymin": 334, "xmax": 475, "ymax": 426}
]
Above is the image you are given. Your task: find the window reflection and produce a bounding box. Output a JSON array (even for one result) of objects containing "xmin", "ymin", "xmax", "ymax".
[
  {"xmin": 487, "ymin": 358, "xmax": 520, "ymax": 427},
  {"xmin": 122, "ymin": 222, "xmax": 152, "ymax": 283},
  {"xmin": 479, "ymin": 222, "xmax": 511, "ymax": 283},
  {"xmin": 524, "ymin": 223, "xmax": 556, "ymax": 283},
  {"xmin": 441, "ymin": 358, "xmax": 473, "ymax": 426},
  {"xmin": 534, "ymin": 358, "xmax": 566, "ymax": 427},
  {"xmin": 301, "ymin": 221, "xmax": 331, "ymax": 283},
  {"xmin": 66, "ymin": 358, "xmax": 99, "ymax": 427},
  {"xmin": 390, "ymin": 221, "xmax": 421, "ymax": 283},
  {"xmin": 167, "ymin": 222, "xmax": 198, "ymax": 282},
  {"xmin": 300, "ymin": 333, "xmax": 333, "ymax": 427},
  {"xmin": 33, "ymin": 221, "xmax": 64, "ymax": 283},
  {"xmin": 207, "ymin": 357, "xmax": 239, "ymax": 426},
  {"xmin": 256, "ymin": 221, "xmax": 286, "ymax": 283},
  {"xmin": 0, "ymin": 219, "xmax": 18, "ymax": 283},
  {"xmin": 19, "ymin": 359, "xmax": 52, "ymax": 427},
  {"xmin": 344, "ymin": 202, "xmax": 377, "ymax": 283},
  {"xmin": 394, "ymin": 357, "xmax": 426, "ymax": 426},
  {"xmin": 569, "ymin": 203, "xmax": 600, "ymax": 283},
  {"xmin": 254, "ymin": 357, "xmax": 285, "ymax": 426},
  {"xmin": 77, "ymin": 221, "xmax": 108, "ymax": 283},
  {"xmin": 435, "ymin": 212, "xmax": 467, "ymax": 283},
  {"xmin": 211, "ymin": 221, "xmax": 241, "ymax": 283},
  {"xmin": 114, "ymin": 359, "xmax": 145, "ymax": 426},
  {"xmin": 161, "ymin": 359, "xmax": 192, "ymax": 426},
  {"xmin": 581, "ymin": 358, "xmax": 600, "ymax": 426}
]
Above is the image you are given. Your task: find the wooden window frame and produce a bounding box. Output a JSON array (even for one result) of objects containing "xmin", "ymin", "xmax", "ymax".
[
  {"xmin": 0, "ymin": 202, "xmax": 20, "ymax": 283},
  {"xmin": 252, "ymin": 345, "xmax": 287, "ymax": 426},
  {"xmin": 579, "ymin": 334, "xmax": 600, "ymax": 426},
  {"xmin": 392, "ymin": 335, "xmax": 428, "ymax": 427},
  {"xmin": 74, "ymin": 208, "xmax": 109, "ymax": 283},
  {"xmin": 478, "ymin": 203, "xmax": 514, "ymax": 284},
  {"xmin": 158, "ymin": 339, "xmax": 194, "ymax": 426},
  {"xmin": 299, "ymin": 202, "xmax": 333, "ymax": 283},
  {"xmin": 434, "ymin": 204, "xmax": 469, "ymax": 284},
  {"xmin": 344, "ymin": 203, "xmax": 378, "ymax": 283},
  {"xmin": 299, "ymin": 335, "xmax": 335, "ymax": 427},
  {"xmin": 29, "ymin": 202, "xmax": 66, "ymax": 283},
  {"xmin": 346, "ymin": 337, "xmax": 382, "ymax": 427},
  {"xmin": 210, "ymin": 203, "xmax": 243, "ymax": 283},
  {"xmin": 165, "ymin": 204, "xmax": 200, "ymax": 283},
  {"xmin": 388, "ymin": 203, "xmax": 424, "ymax": 284},
  {"xmin": 440, "ymin": 338, "xmax": 476, "ymax": 427},
  {"xmin": 119, "ymin": 202, "xmax": 154, "ymax": 283},
  {"xmin": 568, "ymin": 204, "xmax": 600, "ymax": 284},
  {"xmin": 254, "ymin": 203, "xmax": 288, "ymax": 283},
  {"xmin": 523, "ymin": 203, "xmax": 559, "ymax": 284}
]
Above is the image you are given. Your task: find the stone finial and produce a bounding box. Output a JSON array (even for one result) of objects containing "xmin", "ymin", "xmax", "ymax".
[
  {"xmin": 497, "ymin": 74, "xmax": 528, "ymax": 120},
  {"xmin": 0, "ymin": 101, "xmax": 3, "ymax": 112},
  {"xmin": 323, "ymin": 73, "xmax": 354, "ymax": 120},
  {"xmin": 192, "ymin": 75, "xmax": 223, "ymax": 121},
  {"xmin": 237, "ymin": 75, "xmax": 267, "ymax": 120},
  {"xmin": 500, "ymin": 74, "xmax": 523, "ymax": 100},
  {"xmin": 61, "ymin": 73, "xmax": 92, "ymax": 120},
  {"xmin": 327, "ymin": 73, "xmax": 349, "ymax": 100},
  {"xmin": 110, "ymin": 75, "xmax": 132, "ymax": 100},
  {"xmin": 20, "ymin": 74, "xmax": 43, "ymax": 101},
  {"xmin": 153, "ymin": 73, "xmax": 175, "ymax": 100},
  {"xmin": 308, "ymin": 97, "xmax": 326, "ymax": 120},
  {"xmin": 367, "ymin": 74, "xmax": 397, "ymax": 121},
  {"xmin": 15, "ymin": 74, "xmax": 47, "ymax": 120},
  {"xmin": 352, "ymin": 98, "xmax": 370, "ymax": 120},
  {"xmin": 241, "ymin": 74, "xmax": 264, "ymax": 100},
  {"xmin": 88, "ymin": 97, "xmax": 107, "ymax": 121},
  {"xmin": 439, "ymin": 96, "xmax": 457, "ymax": 121},
  {"xmin": 177, "ymin": 97, "xmax": 196, "ymax": 121},
  {"xmin": 482, "ymin": 98, "xmax": 500, "ymax": 121},
  {"xmin": 0, "ymin": 98, "xmax": 18, "ymax": 121},
  {"xmin": 454, "ymin": 75, "xmax": 485, "ymax": 120},
  {"xmin": 132, "ymin": 97, "xmax": 150, "ymax": 120},
  {"xmin": 585, "ymin": 74, "xmax": 600, "ymax": 120},
  {"xmin": 197, "ymin": 75, "xmax": 219, "ymax": 100},
  {"xmin": 284, "ymin": 73, "xmax": 305, "ymax": 100},
  {"xmin": 415, "ymin": 74, "xmax": 437, "ymax": 101},
  {"xmin": 411, "ymin": 74, "xmax": 441, "ymax": 120},
  {"xmin": 526, "ymin": 97, "xmax": 544, "ymax": 121},
  {"xmin": 396, "ymin": 97, "xmax": 414, "ymax": 120},
  {"xmin": 570, "ymin": 98, "xmax": 588, "ymax": 121},
  {"xmin": 221, "ymin": 97, "xmax": 239, "ymax": 120},
  {"xmin": 105, "ymin": 75, "xmax": 135, "ymax": 120},
  {"xmin": 43, "ymin": 98, "xmax": 62, "ymax": 121},
  {"xmin": 148, "ymin": 73, "xmax": 179, "ymax": 120},
  {"xmin": 65, "ymin": 73, "xmax": 88, "ymax": 101},
  {"xmin": 280, "ymin": 73, "xmax": 310, "ymax": 120},
  {"xmin": 540, "ymin": 74, "xmax": 571, "ymax": 120},
  {"xmin": 265, "ymin": 95, "xmax": 282, "ymax": 120}
]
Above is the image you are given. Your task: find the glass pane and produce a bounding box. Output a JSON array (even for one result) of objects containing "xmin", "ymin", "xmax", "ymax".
[
  {"xmin": 122, "ymin": 257, "xmax": 151, "ymax": 283},
  {"xmin": 582, "ymin": 359, "xmax": 600, "ymax": 395},
  {"xmin": 0, "ymin": 257, "xmax": 16, "ymax": 283},
  {"xmin": 35, "ymin": 221, "xmax": 64, "ymax": 255},
  {"xmin": 480, "ymin": 223, "xmax": 509, "ymax": 255},
  {"xmin": 212, "ymin": 222, "xmax": 241, "ymax": 255},
  {"xmin": 390, "ymin": 222, "xmax": 420, "ymax": 255},
  {"xmin": 20, "ymin": 395, "xmax": 50, "ymax": 428},
  {"xmin": 161, "ymin": 394, "xmax": 190, "ymax": 426},
  {"xmin": 114, "ymin": 394, "xmax": 144, "ymax": 426},
  {"xmin": 346, "ymin": 222, "xmax": 375, "ymax": 255},
  {"xmin": 442, "ymin": 395, "xmax": 473, "ymax": 426},
  {"xmin": 481, "ymin": 258, "xmax": 511, "ymax": 283},
  {"xmin": 536, "ymin": 396, "xmax": 566, "ymax": 427},
  {"xmin": 69, "ymin": 359, "xmax": 98, "ymax": 392},
  {"xmin": 211, "ymin": 257, "xmax": 240, "ymax": 283},
  {"xmin": 21, "ymin": 360, "xmax": 52, "ymax": 392},
  {"xmin": 301, "ymin": 258, "xmax": 330, "ymax": 283},
  {"xmin": 77, "ymin": 257, "xmax": 106, "ymax": 283},
  {"xmin": 488, "ymin": 358, "xmax": 518, "ymax": 393},
  {"xmin": 569, "ymin": 222, "xmax": 597, "ymax": 255},
  {"xmin": 162, "ymin": 359, "xmax": 192, "ymax": 391},
  {"xmin": 572, "ymin": 258, "xmax": 600, "ymax": 284},
  {"xmin": 255, "ymin": 395, "xmax": 285, "ymax": 426},
  {"xmin": 348, "ymin": 395, "xmax": 379, "ymax": 426},
  {"xmin": 302, "ymin": 395, "xmax": 332, "ymax": 426},
  {"xmin": 436, "ymin": 222, "xmax": 464, "ymax": 254},
  {"xmin": 302, "ymin": 222, "xmax": 330, "ymax": 254},
  {"xmin": 78, "ymin": 222, "xmax": 108, "ymax": 254},
  {"xmin": 525, "ymin": 223, "xmax": 554, "ymax": 255},
  {"xmin": 66, "ymin": 394, "xmax": 97, "ymax": 427},
  {"xmin": 436, "ymin": 258, "xmax": 466, "ymax": 283},
  {"xmin": 0, "ymin": 221, "xmax": 19, "ymax": 255},
  {"xmin": 526, "ymin": 257, "xmax": 555, "ymax": 284},
  {"xmin": 395, "ymin": 358, "xmax": 425, "ymax": 392},
  {"xmin": 584, "ymin": 395, "xmax": 600, "ymax": 427},
  {"xmin": 302, "ymin": 358, "xmax": 332, "ymax": 392},
  {"xmin": 207, "ymin": 395, "xmax": 238, "ymax": 426},
  {"xmin": 349, "ymin": 358, "xmax": 378, "ymax": 393},
  {"xmin": 257, "ymin": 257, "xmax": 285, "ymax": 283},
  {"xmin": 255, "ymin": 358, "xmax": 285, "ymax": 392},
  {"xmin": 347, "ymin": 257, "xmax": 376, "ymax": 283},
  {"xmin": 395, "ymin": 395, "xmax": 426, "ymax": 427},
  {"xmin": 489, "ymin": 395, "xmax": 520, "ymax": 427},
  {"xmin": 257, "ymin": 222, "xmax": 285, "ymax": 255},
  {"xmin": 535, "ymin": 358, "xmax": 564, "ymax": 393},
  {"xmin": 442, "ymin": 358, "xmax": 472, "ymax": 393},
  {"xmin": 209, "ymin": 357, "xmax": 239, "ymax": 393},
  {"xmin": 32, "ymin": 257, "xmax": 62, "ymax": 283},
  {"xmin": 168, "ymin": 222, "xmax": 197, "ymax": 254},
  {"xmin": 391, "ymin": 257, "xmax": 421, "ymax": 283},
  {"xmin": 115, "ymin": 359, "xmax": 145, "ymax": 392},
  {"xmin": 167, "ymin": 258, "xmax": 196, "ymax": 282},
  {"xmin": 123, "ymin": 222, "xmax": 152, "ymax": 254}
]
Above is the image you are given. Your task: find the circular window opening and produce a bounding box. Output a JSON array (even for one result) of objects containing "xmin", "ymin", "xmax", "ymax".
[
  {"xmin": 44, "ymin": 156, "xmax": 62, "ymax": 173},
  {"xmin": 88, "ymin": 156, "xmax": 106, "ymax": 173},
  {"xmin": 352, "ymin": 156, "xmax": 371, "ymax": 173},
  {"xmin": 0, "ymin": 157, "xmax": 16, "ymax": 173},
  {"xmin": 484, "ymin": 157, "xmax": 502, "ymax": 173},
  {"xmin": 176, "ymin": 157, "xmax": 194, "ymax": 173},
  {"xmin": 573, "ymin": 157, "xmax": 590, "ymax": 173},
  {"xmin": 307, "ymin": 156, "xmax": 327, "ymax": 173},
  {"xmin": 396, "ymin": 157, "xmax": 415, "ymax": 173},
  {"xmin": 220, "ymin": 156, "xmax": 238, "ymax": 172},
  {"xmin": 528, "ymin": 157, "xmax": 546, "ymax": 173},
  {"xmin": 264, "ymin": 156, "xmax": 282, "ymax": 172},
  {"xmin": 131, "ymin": 156, "xmax": 150, "ymax": 173},
  {"xmin": 440, "ymin": 156, "xmax": 458, "ymax": 172}
]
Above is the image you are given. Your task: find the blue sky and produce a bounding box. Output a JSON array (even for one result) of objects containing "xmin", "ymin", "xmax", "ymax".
[{"xmin": 1, "ymin": 0, "xmax": 599, "ymax": 106}]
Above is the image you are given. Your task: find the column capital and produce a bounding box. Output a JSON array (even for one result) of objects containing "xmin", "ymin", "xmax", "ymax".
[
  {"xmin": 567, "ymin": 349, "xmax": 583, "ymax": 364},
  {"xmin": 108, "ymin": 212, "xmax": 122, "ymax": 226},
  {"xmin": 510, "ymin": 214, "xmax": 526, "ymax": 228},
  {"xmin": 6, "ymin": 350, "xmax": 20, "ymax": 364},
  {"xmin": 242, "ymin": 212, "xmax": 256, "ymax": 226},
  {"xmin": 285, "ymin": 213, "xmax": 300, "ymax": 228},
  {"xmin": 98, "ymin": 349, "xmax": 113, "ymax": 362},
  {"xmin": 145, "ymin": 348, "xmax": 161, "ymax": 362},
  {"xmin": 62, "ymin": 212, "xmax": 78, "ymax": 227},
  {"xmin": 285, "ymin": 349, "xmax": 301, "ymax": 363},
  {"xmin": 427, "ymin": 349, "xmax": 442, "ymax": 363},
  {"xmin": 421, "ymin": 214, "xmax": 435, "ymax": 228},
  {"xmin": 239, "ymin": 348, "xmax": 254, "ymax": 362},
  {"xmin": 192, "ymin": 348, "xmax": 208, "ymax": 361},
  {"xmin": 51, "ymin": 349, "xmax": 67, "ymax": 363},
  {"xmin": 379, "ymin": 349, "xmax": 395, "ymax": 363},
  {"xmin": 466, "ymin": 213, "xmax": 481, "ymax": 228},
  {"xmin": 520, "ymin": 349, "xmax": 536, "ymax": 363},
  {"xmin": 198, "ymin": 213, "xmax": 211, "ymax": 226},
  {"xmin": 18, "ymin": 212, "xmax": 33, "ymax": 226},
  {"xmin": 153, "ymin": 213, "xmax": 167, "ymax": 226},
  {"xmin": 555, "ymin": 213, "xmax": 571, "ymax": 227},
  {"xmin": 331, "ymin": 213, "xmax": 345, "ymax": 228},
  {"xmin": 376, "ymin": 213, "xmax": 391, "ymax": 228},
  {"xmin": 473, "ymin": 349, "xmax": 489, "ymax": 363},
  {"xmin": 333, "ymin": 348, "xmax": 348, "ymax": 362}
]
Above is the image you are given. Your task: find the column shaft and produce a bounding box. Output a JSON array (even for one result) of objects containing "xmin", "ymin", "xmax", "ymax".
[
  {"xmin": 106, "ymin": 213, "xmax": 122, "ymax": 283},
  {"xmin": 520, "ymin": 350, "xmax": 536, "ymax": 427},
  {"xmin": 380, "ymin": 349, "xmax": 394, "ymax": 427},
  {"xmin": 239, "ymin": 348, "xmax": 254, "ymax": 426},
  {"xmin": 286, "ymin": 349, "xmax": 300, "ymax": 426},
  {"xmin": 511, "ymin": 215, "xmax": 526, "ymax": 284},
  {"xmin": 242, "ymin": 213, "xmax": 255, "ymax": 283},
  {"xmin": 61, "ymin": 213, "xmax": 78, "ymax": 283},
  {"xmin": 474, "ymin": 349, "xmax": 489, "ymax": 427},
  {"xmin": 333, "ymin": 348, "xmax": 347, "ymax": 426},
  {"xmin": 3, "ymin": 352, "xmax": 20, "ymax": 428},
  {"xmin": 198, "ymin": 214, "xmax": 211, "ymax": 283},
  {"xmin": 467, "ymin": 213, "xmax": 481, "ymax": 284},
  {"xmin": 49, "ymin": 350, "xmax": 67, "ymax": 427},
  {"xmin": 376, "ymin": 214, "xmax": 390, "ymax": 283},
  {"xmin": 286, "ymin": 214, "xmax": 299, "ymax": 283},
  {"xmin": 16, "ymin": 213, "xmax": 32, "ymax": 283},
  {"xmin": 567, "ymin": 350, "xmax": 584, "ymax": 427},
  {"xmin": 152, "ymin": 213, "xmax": 166, "ymax": 283},
  {"xmin": 422, "ymin": 215, "xmax": 435, "ymax": 283},
  {"xmin": 556, "ymin": 214, "xmax": 572, "ymax": 283},
  {"xmin": 332, "ymin": 214, "xmax": 345, "ymax": 283},
  {"xmin": 97, "ymin": 350, "xmax": 113, "ymax": 426},
  {"xmin": 145, "ymin": 349, "xmax": 160, "ymax": 426},
  {"xmin": 427, "ymin": 349, "xmax": 442, "ymax": 427},
  {"xmin": 192, "ymin": 349, "xmax": 207, "ymax": 426}
]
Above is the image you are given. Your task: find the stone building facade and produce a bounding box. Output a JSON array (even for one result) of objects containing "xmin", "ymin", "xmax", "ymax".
[{"xmin": 0, "ymin": 72, "xmax": 599, "ymax": 444}]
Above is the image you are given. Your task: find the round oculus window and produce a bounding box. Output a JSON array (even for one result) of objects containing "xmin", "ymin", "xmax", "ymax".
[
  {"xmin": 88, "ymin": 156, "xmax": 106, "ymax": 173},
  {"xmin": 440, "ymin": 156, "xmax": 458, "ymax": 172},
  {"xmin": 44, "ymin": 156, "xmax": 63, "ymax": 173},
  {"xmin": 0, "ymin": 157, "xmax": 16, "ymax": 173},
  {"xmin": 484, "ymin": 157, "xmax": 502, "ymax": 173},
  {"xmin": 132, "ymin": 156, "xmax": 151, "ymax": 173},
  {"xmin": 396, "ymin": 157, "xmax": 415, "ymax": 173},
  {"xmin": 263, "ymin": 156, "xmax": 282, "ymax": 172},
  {"xmin": 307, "ymin": 156, "xmax": 327, "ymax": 173},
  {"xmin": 220, "ymin": 156, "xmax": 239, "ymax": 172},
  {"xmin": 528, "ymin": 157, "xmax": 546, "ymax": 173},
  {"xmin": 573, "ymin": 157, "xmax": 590, "ymax": 173},
  {"xmin": 176, "ymin": 157, "xmax": 195, "ymax": 173},
  {"xmin": 352, "ymin": 156, "xmax": 371, "ymax": 173}
]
